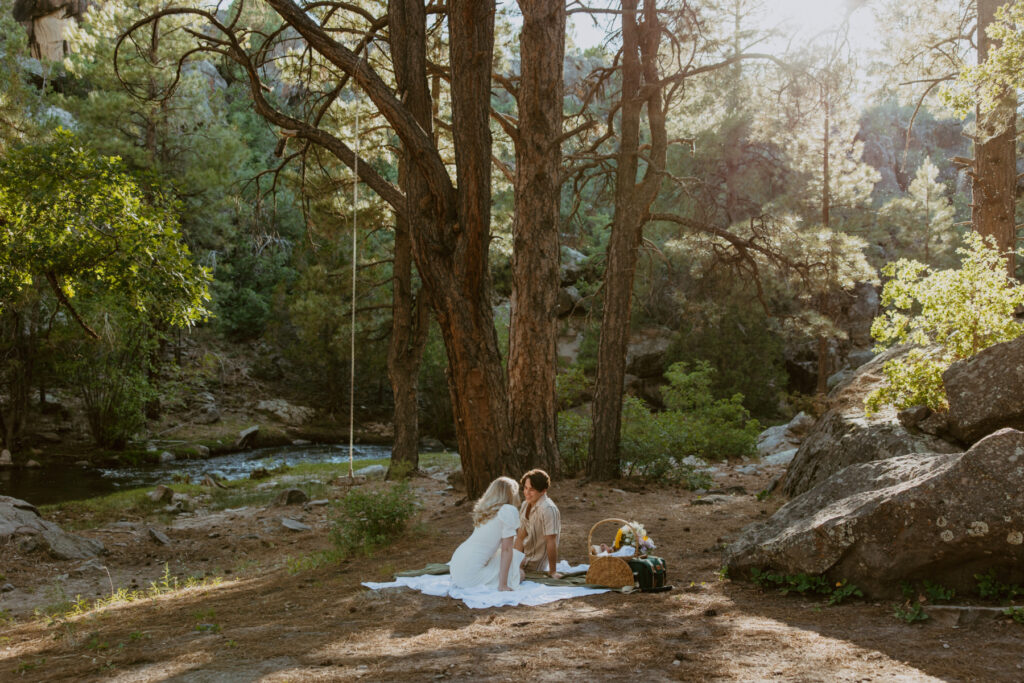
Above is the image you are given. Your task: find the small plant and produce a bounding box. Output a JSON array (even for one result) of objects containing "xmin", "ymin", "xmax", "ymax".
[
  {"xmin": 129, "ymin": 631, "xmax": 148, "ymax": 642},
  {"xmin": 1003, "ymin": 607, "xmax": 1024, "ymax": 624},
  {"xmin": 755, "ymin": 489, "xmax": 772, "ymax": 502},
  {"xmin": 975, "ymin": 569, "xmax": 1024, "ymax": 601},
  {"xmin": 715, "ymin": 566, "xmax": 730, "ymax": 581},
  {"xmin": 0, "ymin": 608, "xmax": 12, "ymax": 626},
  {"xmin": 827, "ymin": 580, "xmax": 864, "ymax": 606},
  {"xmin": 329, "ymin": 481, "xmax": 420, "ymax": 555},
  {"xmin": 893, "ymin": 601, "xmax": 929, "ymax": 624},
  {"xmin": 86, "ymin": 635, "xmax": 110, "ymax": 651},
  {"xmin": 923, "ymin": 580, "xmax": 955, "ymax": 603},
  {"xmin": 750, "ymin": 568, "xmax": 862, "ymax": 604},
  {"xmin": 286, "ymin": 549, "xmax": 345, "ymax": 574},
  {"xmin": 13, "ymin": 658, "xmax": 45, "ymax": 674}
]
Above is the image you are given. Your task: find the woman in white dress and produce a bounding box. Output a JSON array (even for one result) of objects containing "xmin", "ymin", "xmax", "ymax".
[{"xmin": 448, "ymin": 476, "xmax": 524, "ymax": 591}]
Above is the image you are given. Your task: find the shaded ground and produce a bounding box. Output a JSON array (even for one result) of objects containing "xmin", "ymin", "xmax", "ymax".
[{"xmin": 2, "ymin": 461, "xmax": 1022, "ymax": 682}]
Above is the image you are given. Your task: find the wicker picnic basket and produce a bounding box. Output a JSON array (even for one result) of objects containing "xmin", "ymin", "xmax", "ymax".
[{"xmin": 585, "ymin": 518, "xmax": 641, "ymax": 588}]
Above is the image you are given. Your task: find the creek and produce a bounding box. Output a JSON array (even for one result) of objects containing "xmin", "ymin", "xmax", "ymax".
[{"xmin": 0, "ymin": 443, "xmax": 392, "ymax": 507}]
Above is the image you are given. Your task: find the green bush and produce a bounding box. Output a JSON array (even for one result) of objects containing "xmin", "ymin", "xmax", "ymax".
[
  {"xmin": 867, "ymin": 232, "xmax": 1024, "ymax": 413},
  {"xmin": 557, "ymin": 409, "xmax": 590, "ymax": 474},
  {"xmin": 329, "ymin": 482, "xmax": 420, "ymax": 554},
  {"xmin": 60, "ymin": 315, "xmax": 156, "ymax": 449}
]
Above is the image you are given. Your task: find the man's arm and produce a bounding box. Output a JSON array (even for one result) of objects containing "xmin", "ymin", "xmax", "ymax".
[{"xmin": 545, "ymin": 534, "xmax": 560, "ymax": 578}]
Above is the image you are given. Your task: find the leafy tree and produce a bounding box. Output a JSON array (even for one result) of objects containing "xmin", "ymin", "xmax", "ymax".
[
  {"xmin": 0, "ymin": 132, "xmax": 210, "ymax": 447},
  {"xmin": 878, "ymin": 158, "xmax": 959, "ymax": 266},
  {"xmin": 866, "ymin": 232, "xmax": 1024, "ymax": 413}
]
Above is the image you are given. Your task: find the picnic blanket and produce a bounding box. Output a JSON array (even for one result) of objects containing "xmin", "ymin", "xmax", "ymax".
[{"xmin": 363, "ymin": 560, "xmax": 619, "ymax": 609}]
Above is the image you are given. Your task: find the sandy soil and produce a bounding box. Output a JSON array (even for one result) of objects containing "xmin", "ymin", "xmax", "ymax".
[{"xmin": 2, "ymin": 462, "xmax": 1022, "ymax": 682}]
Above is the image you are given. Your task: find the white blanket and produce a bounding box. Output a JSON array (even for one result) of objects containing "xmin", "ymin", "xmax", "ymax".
[{"xmin": 362, "ymin": 561, "xmax": 609, "ymax": 609}]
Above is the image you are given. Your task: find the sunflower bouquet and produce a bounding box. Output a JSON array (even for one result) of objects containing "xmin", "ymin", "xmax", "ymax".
[{"xmin": 613, "ymin": 521, "xmax": 656, "ymax": 554}]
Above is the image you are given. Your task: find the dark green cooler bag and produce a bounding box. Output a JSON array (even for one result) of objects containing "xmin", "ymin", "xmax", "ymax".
[{"xmin": 627, "ymin": 556, "xmax": 670, "ymax": 592}]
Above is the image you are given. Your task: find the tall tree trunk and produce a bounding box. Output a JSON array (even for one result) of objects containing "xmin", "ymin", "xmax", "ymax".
[
  {"xmin": 386, "ymin": 0, "xmax": 433, "ymax": 478},
  {"xmin": 429, "ymin": 0, "xmax": 516, "ymax": 497},
  {"xmin": 587, "ymin": 0, "xmax": 666, "ymax": 480},
  {"xmin": 974, "ymin": 0, "xmax": 1017, "ymax": 276},
  {"xmin": 509, "ymin": 0, "xmax": 565, "ymax": 475}
]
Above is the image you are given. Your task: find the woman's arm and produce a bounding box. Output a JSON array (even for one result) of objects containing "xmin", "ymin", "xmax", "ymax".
[{"xmin": 498, "ymin": 536, "xmax": 515, "ymax": 591}]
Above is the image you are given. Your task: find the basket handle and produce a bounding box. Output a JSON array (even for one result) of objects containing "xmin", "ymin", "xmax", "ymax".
[{"xmin": 587, "ymin": 518, "xmax": 642, "ymax": 559}]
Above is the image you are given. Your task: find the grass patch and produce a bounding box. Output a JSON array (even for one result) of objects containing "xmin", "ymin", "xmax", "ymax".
[
  {"xmin": 34, "ymin": 564, "xmax": 223, "ymax": 622},
  {"xmin": 39, "ymin": 452, "xmax": 459, "ymax": 530}
]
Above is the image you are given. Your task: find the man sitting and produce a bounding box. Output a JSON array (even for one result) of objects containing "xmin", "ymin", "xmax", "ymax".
[{"xmin": 514, "ymin": 468, "xmax": 561, "ymax": 579}]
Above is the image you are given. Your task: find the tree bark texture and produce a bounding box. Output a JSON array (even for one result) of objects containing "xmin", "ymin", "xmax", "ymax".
[
  {"xmin": 587, "ymin": 0, "xmax": 666, "ymax": 480},
  {"xmin": 508, "ymin": 0, "xmax": 565, "ymax": 475},
  {"xmin": 386, "ymin": 1, "xmax": 432, "ymax": 477},
  {"xmin": 434, "ymin": 0, "xmax": 516, "ymax": 497},
  {"xmin": 974, "ymin": 0, "xmax": 1017, "ymax": 276}
]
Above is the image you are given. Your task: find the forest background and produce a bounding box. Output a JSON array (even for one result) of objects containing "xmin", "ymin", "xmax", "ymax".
[{"xmin": 1, "ymin": 0, "xmax": 1022, "ymax": 497}]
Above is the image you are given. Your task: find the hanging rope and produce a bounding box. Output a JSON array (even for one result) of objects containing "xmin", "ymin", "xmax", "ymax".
[{"xmin": 348, "ymin": 102, "xmax": 359, "ymax": 479}]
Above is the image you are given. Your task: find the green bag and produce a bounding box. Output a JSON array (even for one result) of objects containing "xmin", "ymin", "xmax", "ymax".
[{"xmin": 627, "ymin": 556, "xmax": 670, "ymax": 592}]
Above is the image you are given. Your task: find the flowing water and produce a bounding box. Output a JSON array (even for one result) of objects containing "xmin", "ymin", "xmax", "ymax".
[{"xmin": 0, "ymin": 443, "xmax": 393, "ymax": 507}]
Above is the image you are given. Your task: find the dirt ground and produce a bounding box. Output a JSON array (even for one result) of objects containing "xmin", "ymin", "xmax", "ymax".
[{"xmin": 2, "ymin": 460, "xmax": 1022, "ymax": 682}]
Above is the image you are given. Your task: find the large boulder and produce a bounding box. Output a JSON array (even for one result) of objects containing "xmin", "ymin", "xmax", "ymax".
[
  {"xmin": 625, "ymin": 328, "xmax": 672, "ymax": 378},
  {"xmin": 944, "ymin": 335, "xmax": 1024, "ymax": 445},
  {"xmin": 255, "ymin": 399, "xmax": 315, "ymax": 426},
  {"xmin": 724, "ymin": 429, "xmax": 1024, "ymax": 598},
  {"xmin": 781, "ymin": 347, "xmax": 960, "ymax": 497},
  {"xmin": 0, "ymin": 495, "xmax": 104, "ymax": 560}
]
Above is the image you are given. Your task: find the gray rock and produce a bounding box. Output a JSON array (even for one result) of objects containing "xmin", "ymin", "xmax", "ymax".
[
  {"xmin": 897, "ymin": 405, "xmax": 931, "ymax": 429},
  {"xmin": 195, "ymin": 444, "xmax": 211, "ymax": 458},
  {"xmin": 782, "ymin": 347, "xmax": 961, "ymax": 498},
  {"xmin": 725, "ymin": 428, "xmax": 1024, "ymax": 598},
  {"xmin": 38, "ymin": 432, "xmax": 61, "ymax": 443},
  {"xmin": 159, "ymin": 451, "xmax": 176, "ymax": 463},
  {"xmin": 273, "ymin": 488, "xmax": 309, "ymax": 506},
  {"xmin": 149, "ymin": 528, "xmax": 172, "ymax": 545},
  {"xmin": 147, "ymin": 485, "xmax": 174, "ymax": 503},
  {"xmin": 419, "ymin": 437, "xmax": 445, "ymax": 451},
  {"xmin": 763, "ymin": 448, "xmax": 798, "ymax": 466},
  {"xmin": 1, "ymin": 497, "xmax": 107, "ymax": 560},
  {"xmin": 0, "ymin": 449, "xmax": 11, "ymax": 466},
  {"xmin": 785, "ymin": 412, "xmax": 816, "ymax": 438},
  {"xmin": 1, "ymin": 583, "xmax": 13, "ymax": 593},
  {"xmin": 756, "ymin": 425, "xmax": 800, "ymax": 458},
  {"xmin": 146, "ymin": 443, "xmax": 158, "ymax": 452},
  {"xmin": 255, "ymin": 399, "xmax": 314, "ymax": 426},
  {"xmin": 847, "ymin": 349, "xmax": 876, "ymax": 370},
  {"xmin": 560, "ymin": 246, "xmax": 587, "ymax": 284},
  {"xmin": 194, "ymin": 404, "xmax": 221, "ymax": 425},
  {"xmin": 25, "ymin": 460, "xmax": 40, "ymax": 469},
  {"xmin": 292, "ymin": 439, "xmax": 312, "ymax": 446},
  {"xmin": 827, "ymin": 369, "xmax": 853, "ymax": 391},
  {"xmin": 304, "ymin": 499, "xmax": 330, "ymax": 509},
  {"xmin": 354, "ymin": 464, "xmax": 386, "ymax": 477},
  {"xmin": 945, "ymin": 335, "xmax": 1024, "ymax": 444},
  {"xmin": 625, "ymin": 329, "xmax": 672, "ymax": 378},
  {"xmin": 71, "ymin": 559, "xmax": 106, "ymax": 576},
  {"xmin": 184, "ymin": 60, "xmax": 227, "ymax": 90},
  {"xmin": 281, "ymin": 517, "xmax": 311, "ymax": 532},
  {"xmin": 236, "ymin": 425, "xmax": 260, "ymax": 449}
]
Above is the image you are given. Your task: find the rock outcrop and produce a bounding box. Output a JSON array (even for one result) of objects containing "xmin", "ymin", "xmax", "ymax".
[
  {"xmin": 781, "ymin": 348, "xmax": 961, "ymax": 497},
  {"xmin": 0, "ymin": 495, "xmax": 104, "ymax": 560},
  {"xmin": 944, "ymin": 335, "xmax": 1024, "ymax": 444},
  {"xmin": 724, "ymin": 429, "xmax": 1024, "ymax": 597}
]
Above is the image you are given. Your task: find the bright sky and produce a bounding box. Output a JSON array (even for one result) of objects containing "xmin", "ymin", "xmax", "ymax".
[{"xmin": 566, "ymin": 0, "xmax": 878, "ymax": 54}]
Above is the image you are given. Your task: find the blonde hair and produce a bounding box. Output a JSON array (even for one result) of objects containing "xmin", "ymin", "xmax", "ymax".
[{"xmin": 472, "ymin": 476, "xmax": 520, "ymax": 526}]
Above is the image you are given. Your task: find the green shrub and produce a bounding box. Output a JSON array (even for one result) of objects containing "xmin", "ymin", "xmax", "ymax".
[
  {"xmin": 60, "ymin": 314, "xmax": 156, "ymax": 449},
  {"xmin": 329, "ymin": 482, "xmax": 420, "ymax": 554},
  {"xmin": 556, "ymin": 364, "xmax": 590, "ymax": 410},
  {"xmin": 556, "ymin": 409, "xmax": 590, "ymax": 475},
  {"xmin": 867, "ymin": 232, "xmax": 1024, "ymax": 413}
]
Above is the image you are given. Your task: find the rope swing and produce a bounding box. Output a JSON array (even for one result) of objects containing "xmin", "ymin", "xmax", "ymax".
[{"xmin": 348, "ymin": 101, "xmax": 359, "ymax": 479}]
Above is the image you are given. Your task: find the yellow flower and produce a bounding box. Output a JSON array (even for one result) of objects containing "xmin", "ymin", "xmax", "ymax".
[{"xmin": 613, "ymin": 529, "xmax": 624, "ymax": 550}]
